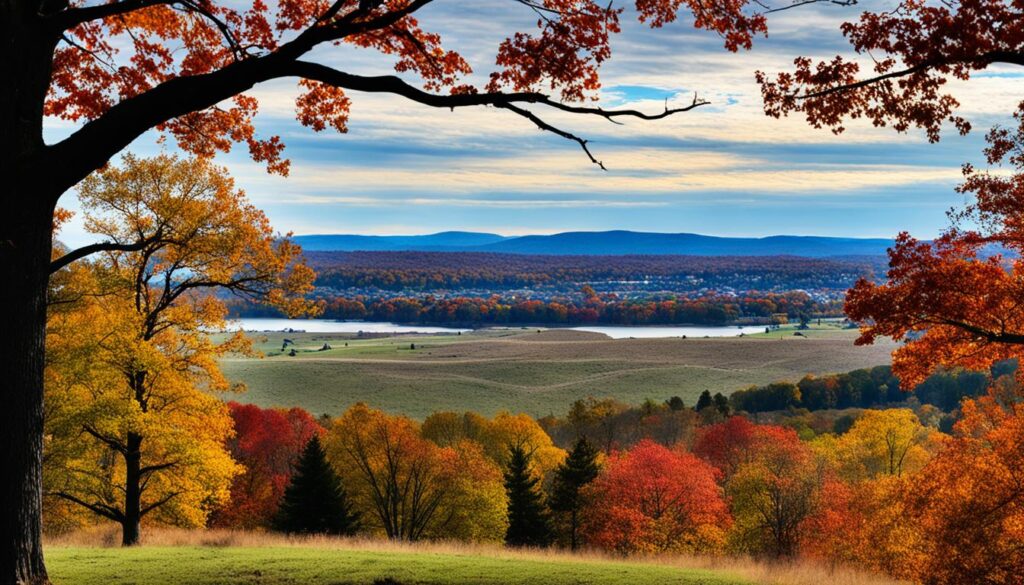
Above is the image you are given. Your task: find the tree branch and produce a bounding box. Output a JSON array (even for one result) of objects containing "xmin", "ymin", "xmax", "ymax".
[
  {"xmin": 50, "ymin": 491, "xmax": 125, "ymax": 522},
  {"xmin": 82, "ymin": 424, "xmax": 128, "ymax": 454},
  {"xmin": 759, "ymin": 0, "xmax": 856, "ymax": 15},
  {"xmin": 291, "ymin": 61, "xmax": 709, "ymax": 169},
  {"xmin": 50, "ymin": 0, "xmax": 173, "ymax": 30},
  {"xmin": 497, "ymin": 102, "xmax": 606, "ymax": 169},
  {"xmin": 50, "ymin": 235, "xmax": 173, "ymax": 274},
  {"xmin": 140, "ymin": 491, "xmax": 180, "ymax": 516},
  {"xmin": 798, "ymin": 51, "xmax": 1024, "ymax": 101},
  {"xmin": 139, "ymin": 460, "xmax": 179, "ymax": 476}
]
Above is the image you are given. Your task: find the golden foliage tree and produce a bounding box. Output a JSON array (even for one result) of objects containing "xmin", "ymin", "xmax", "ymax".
[
  {"xmin": 833, "ymin": 409, "xmax": 940, "ymax": 481},
  {"xmin": 903, "ymin": 383, "xmax": 1024, "ymax": 585},
  {"xmin": 327, "ymin": 403, "xmax": 508, "ymax": 542},
  {"xmin": 44, "ymin": 154, "xmax": 316, "ymax": 546}
]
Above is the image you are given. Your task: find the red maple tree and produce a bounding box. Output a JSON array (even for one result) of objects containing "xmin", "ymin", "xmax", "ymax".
[
  {"xmin": 757, "ymin": 0, "xmax": 1024, "ymax": 387},
  {"xmin": 211, "ymin": 403, "xmax": 323, "ymax": 529},
  {"xmin": 582, "ymin": 439, "xmax": 730, "ymax": 553}
]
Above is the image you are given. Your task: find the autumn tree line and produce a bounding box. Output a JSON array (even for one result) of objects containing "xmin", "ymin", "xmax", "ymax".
[
  {"xmin": 306, "ymin": 251, "xmax": 881, "ymax": 293},
  {"xmin": 231, "ymin": 290, "xmax": 842, "ymax": 326},
  {"xmin": 43, "ymin": 389, "xmax": 1023, "ymax": 585},
  {"xmin": 729, "ymin": 363, "xmax": 1006, "ymax": 419}
]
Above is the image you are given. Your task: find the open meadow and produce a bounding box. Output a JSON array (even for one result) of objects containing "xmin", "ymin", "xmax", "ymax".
[
  {"xmin": 44, "ymin": 530, "xmax": 902, "ymax": 585},
  {"xmin": 219, "ymin": 323, "xmax": 897, "ymax": 418}
]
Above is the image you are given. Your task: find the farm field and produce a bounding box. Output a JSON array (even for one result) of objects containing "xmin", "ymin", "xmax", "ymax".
[{"xmin": 219, "ymin": 323, "xmax": 897, "ymax": 418}]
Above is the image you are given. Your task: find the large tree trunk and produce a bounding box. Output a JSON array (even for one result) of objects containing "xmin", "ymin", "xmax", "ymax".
[
  {"xmin": 121, "ymin": 434, "xmax": 143, "ymax": 547},
  {"xmin": 1, "ymin": 3, "xmax": 62, "ymax": 582},
  {"xmin": 0, "ymin": 186, "xmax": 56, "ymax": 584}
]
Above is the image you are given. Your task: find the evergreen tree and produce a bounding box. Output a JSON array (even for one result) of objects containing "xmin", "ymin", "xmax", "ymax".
[
  {"xmin": 713, "ymin": 393, "xmax": 732, "ymax": 416},
  {"xmin": 695, "ymin": 390, "xmax": 714, "ymax": 412},
  {"xmin": 274, "ymin": 436, "xmax": 359, "ymax": 535},
  {"xmin": 549, "ymin": 437, "xmax": 601, "ymax": 550},
  {"xmin": 666, "ymin": 396, "xmax": 686, "ymax": 411},
  {"xmin": 504, "ymin": 444, "xmax": 552, "ymax": 547}
]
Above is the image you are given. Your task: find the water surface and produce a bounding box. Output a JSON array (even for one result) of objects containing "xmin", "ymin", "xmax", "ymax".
[{"xmin": 232, "ymin": 318, "xmax": 764, "ymax": 339}]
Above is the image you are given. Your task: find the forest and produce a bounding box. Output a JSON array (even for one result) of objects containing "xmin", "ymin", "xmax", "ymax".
[
  {"xmin": 306, "ymin": 251, "xmax": 882, "ymax": 294},
  {"xmin": 45, "ymin": 391, "xmax": 1023, "ymax": 585},
  {"xmin": 231, "ymin": 290, "xmax": 842, "ymax": 325},
  {"xmin": 728, "ymin": 363, "xmax": 1009, "ymax": 418}
]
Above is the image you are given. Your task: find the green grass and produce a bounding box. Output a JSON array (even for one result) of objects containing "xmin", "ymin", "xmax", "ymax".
[
  {"xmin": 219, "ymin": 326, "xmax": 897, "ymax": 419},
  {"xmin": 46, "ymin": 546, "xmax": 751, "ymax": 585}
]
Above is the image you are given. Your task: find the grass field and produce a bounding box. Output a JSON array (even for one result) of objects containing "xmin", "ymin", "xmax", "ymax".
[
  {"xmin": 45, "ymin": 530, "xmax": 901, "ymax": 585},
  {"xmin": 219, "ymin": 323, "xmax": 897, "ymax": 418}
]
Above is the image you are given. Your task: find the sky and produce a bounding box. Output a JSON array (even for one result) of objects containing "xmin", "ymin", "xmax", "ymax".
[{"xmin": 49, "ymin": 0, "xmax": 1023, "ymax": 247}]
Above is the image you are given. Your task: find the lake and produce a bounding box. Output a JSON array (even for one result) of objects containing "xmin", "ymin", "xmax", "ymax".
[
  {"xmin": 568, "ymin": 325, "xmax": 767, "ymax": 339},
  {"xmin": 230, "ymin": 318, "xmax": 766, "ymax": 339},
  {"xmin": 229, "ymin": 318, "xmax": 471, "ymax": 334}
]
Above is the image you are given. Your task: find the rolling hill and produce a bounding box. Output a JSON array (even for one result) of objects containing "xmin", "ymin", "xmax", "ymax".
[{"xmin": 293, "ymin": 230, "xmax": 894, "ymax": 257}]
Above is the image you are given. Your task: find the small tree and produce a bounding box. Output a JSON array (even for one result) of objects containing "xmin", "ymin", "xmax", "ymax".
[
  {"xmin": 504, "ymin": 445, "xmax": 552, "ymax": 547},
  {"xmin": 695, "ymin": 391, "xmax": 714, "ymax": 412},
  {"xmin": 549, "ymin": 437, "xmax": 600, "ymax": 550},
  {"xmin": 666, "ymin": 396, "xmax": 686, "ymax": 411},
  {"xmin": 713, "ymin": 393, "xmax": 732, "ymax": 417},
  {"xmin": 274, "ymin": 436, "xmax": 359, "ymax": 535}
]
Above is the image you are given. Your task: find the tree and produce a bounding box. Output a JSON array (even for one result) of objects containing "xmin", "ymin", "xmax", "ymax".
[
  {"xmin": 548, "ymin": 437, "xmax": 600, "ymax": 550},
  {"xmin": 504, "ymin": 444, "xmax": 552, "ymax": 548},
  {"xmin": 430, "ymin": 441, "xmax": 508, "ymax": 543},
  {"xmin": 421, "ymin": 411, "xmax": 485, "ymax": 448},
  {"xmin": 274, "ymin": 436, "xmax": 359, "ymax": 535},
  {"xmin": 712, "ymin": 393, "xmax": 731, "ymax": 417},
  {"xmin": 726, "ymin": 427, "xmax": 820, "ymax": 557},
  {"xmin": 582, "ymin": 440, "xmax": 729, "ymax": 554},
  {"xmin": 480, "ymin": 412, "xmax": 565, "ymax": 475},
  {"xmin": 903, "ymin": 383, "xmax": 1024, "ymax": 585},
  {"xmin": 326, "ymin": 403, "xmax": 451, "ymax": 541},
  {"xmin": 758, "ymin": 0, "xmax": 1024, "ymax": 389},
  {"xmin": 800, "ymin": 476, "xmax": 921, "ymax": 577},
  {"xmin": 212, "ymin": 403, "xmax": 323, "ymax": 529},
  {"xmin": 693, "ymin": 416, "xmax": 799, "ymax": 481},
  {"xmin": 43, "ymin": 155, "xmax": 314, "ymax": 546},
  {"xmin": 695, "ymin": 390, "xmax": 714, "ymax": 412},
  {"xmin": 567, "ymin": 397, "xmax": 631, "ymax": 454},
  {"xmin": 834, "ymin": 409, "xmax": 937, "ymax": 481}
]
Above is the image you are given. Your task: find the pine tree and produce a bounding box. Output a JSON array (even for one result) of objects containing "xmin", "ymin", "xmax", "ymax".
[
  {"xmin": 666, "ymin": 396, "xmax": 686, "ymax": 411},
  {"xmin": 504, "ymin": 444, "xmax": 552, "ymax": 547},
  {"xmin": 274, "ymin": 436, "xmax": 360, "ymax": 535},
  {"xmin": 549, "ymin": 437, "xmax": 601, "ymax": 550},
  {"xmin": 713, "ymin": 393, "xmax": 732, "ymax": 416},
  {"xmin": 695, "ymin": 390, "xmax": 714, "ymax": 412}
]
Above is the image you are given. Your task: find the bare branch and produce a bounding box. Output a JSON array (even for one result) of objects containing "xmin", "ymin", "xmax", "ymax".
[
  {"xmin": 497, "ymin": 102, "xmax": 606, "ymax": 170},
  {"xmin": 760, "ymin": 0, "xmax": 857, "ymax": 15}
]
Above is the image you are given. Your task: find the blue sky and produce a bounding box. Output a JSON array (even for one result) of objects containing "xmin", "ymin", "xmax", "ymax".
[{"xmin": 49, "ymin": 1, "xmax": 1022, "ymax": 247}]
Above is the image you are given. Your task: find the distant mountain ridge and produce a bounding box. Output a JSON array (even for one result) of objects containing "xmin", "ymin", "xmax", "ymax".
[{"xmin": 293, "ymin": 230, "xmax": 895, "ymax": 257}]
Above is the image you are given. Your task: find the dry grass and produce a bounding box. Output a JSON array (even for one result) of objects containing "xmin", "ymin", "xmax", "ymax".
[{"xmin": 47, "ymin": 527, "xmax": 904, "ymax": 585}]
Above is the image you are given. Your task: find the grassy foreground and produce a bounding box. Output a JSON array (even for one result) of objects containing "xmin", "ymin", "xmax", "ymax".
[
  {"xmin": 46, "ymin": 545, "xmax": 747, "ymax": 585},
  {"xmin": 219, "ymin": 324, "xmax": 896, "ymax": 418},
  {"xmin": 44, "ymin": 530, "xmax": 902, "ymax": 585}
]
